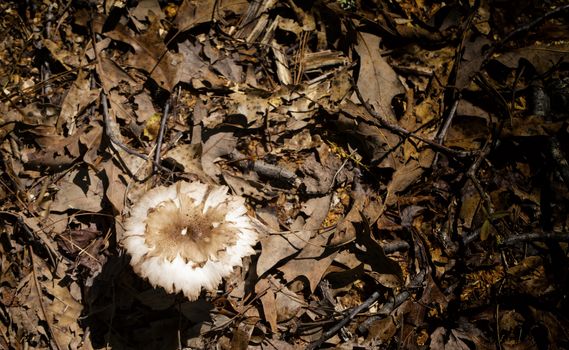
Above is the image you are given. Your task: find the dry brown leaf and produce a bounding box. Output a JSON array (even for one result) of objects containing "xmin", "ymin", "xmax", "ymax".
[
  {"xmin": 430, "ymin": 322, "xmax": 495, "ymax": 350},
  {"xmin": 255, "ymin": 278, "xmax": 278, "ymax": 332},
  {"xmin": 454, "ymin": 35, "xmax": 492, "ymax": 90},
  {"xmin": 51, "ymin": 166, "xmax": 104, "ymax": 213},
  {"xmin": 358, "ymin": 219, "xmax": 403, "ymax": 289},
  {"xmin": 211, "ymin": 52, "xmax": 244, "ymax": 84},
  {"xmin": 223, "ymin": 173, "xmax": 277, "ymax": 201},
  {"xmin": 80, "ymin": 123, "xmax": 103, "ymax": 166},
  {"xmin": 277, "ymin": 195, "xmax": 335, "ymax": 291},
  {"xmin": 257, "ymin": 217, "xmax": 312, "ymax": 278},
  {"xmin": 176, "ymin": 0, "xmax": 216, "ymax": 32},
  {"xmin": 201, "ymin": 132, "xmax": 237, "ymax": 179},
  {"xmin": 299, "ymin": 152, "xmax": 341, "ymax": 195},
  {"xmin": 42, "ymin": 38, "xmax": 84, "ymax": 69},
  {"xmin": 459, "ymin": 181, "xmax": 482, "ymax": 229},
  {"xmin": 385, "ymin": 160, "xmax": 424, "ymax": 205},
  {"xmin": 231, "ymin": 321, "xmax": 255, "ymax": 350},
  {"xmin": 58, "ymin": 71, "xmax": 101, "ymax": 133},
  {"xmin": 335, "ymin": 101, "xmax": 402, "ymax": 167},
  {"xmin": 494, "ymin": 42, "xmax": 569, "ymax": 75},
  {"xmin": 9, "ymin": 274, "xmax": 46, "ymax": 339},
  {"xmin": 278, "ymin": 227, "xmax": 337, "ymax": 293},
  {"xmin": 365, "ymin": 317, "xmax": 398, "ymax": 346},
  {"xmin": 177, "ymin": 40, "xmax": 228, "ymax": 89},
  {"xmin": 133, "ymin": 92, "xmax": 157, "ymax": 124},
  {"xmin": 105, "ymin": 21, "xmax": 179, "ymax": 91},
  {"xmin": 227, "ymin": 92, "xmax": 272, "ymax": 128},
  {"xmin": 96, "ymin": 56, "xmax": 139, "ymax": 93},
  {"xmin": 164, "ymin": 143, "xmax": 209, "ymax": 179},
  {"xmin": 46, "ymin": 281, "xmax": 83, "ymax": 348},
  {"xmin": 502, "ymin": 115, "xmax": 563, "ymax": 137},
  {"xmin": 101, "ymin": 160, "xmax": 128, "ymax": 212},
  {"xmin": 273, "ymin": 282, "xmax": 304, "ymax": 322},
  {"xmin": 354, "ymin": 32, "xmax": 404, "ymax": 121},
  {"xmin": 130, "ymin": 0, "xmax": 165, "ymax": 22}
]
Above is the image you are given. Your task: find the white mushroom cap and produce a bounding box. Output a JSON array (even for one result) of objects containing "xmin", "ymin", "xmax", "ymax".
[{"xmin": 121, "ymin": 181, "xmax": 259, "ymax": 300}]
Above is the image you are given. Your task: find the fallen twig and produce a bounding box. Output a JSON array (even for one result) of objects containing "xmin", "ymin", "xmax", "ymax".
[
  {"xmin": 153, "ymin": 99, "xmax": 171, "ymax": 172},
  {"xmin": 101, "ymin": 92, "xmax": 149, "ymax": 162},
  {"xmin": 306, "ymin": 289, "xmax": 382, "ymax": 350},
  {"xmin": 480, "ymin": 5, "xmax": 569, "ymax": 67},
  {"xmin": 101, "ymin": 92, "xmax": 171, "ymax": 173},
  {"xmin": 435, "ymin": 98, "xmax": 459, "ymax": 145},
  {"xmin": 228, "ymin": 150, "xmax": 299, "ymax": 187},
  {"xmin": 308, "ymin": 270, "xmax": 425, "ymax": 349},
  {"xmin": 500, "ymin": 232, "xmax": 569, "ymax": 246},
  {"xmin": 496, "ymin": 5, "xmax": 569, "ymax": 50},
  {"xmin": 356, "ymin": 289, "xmax": 411, "ymax": 333},
  {"xmin": 467, "ymin": 140, "xmax": 495, "ymax": 216},
  {"xmin": 29, "ymin": 246, "xmax": 63, "ymax": 350},
  {"xmin": 351, "ymin": 78, "xmax": 475, "ymax": 159},
  {"xmin": 548, "ymin": 137, "xmax": 569, "ymax": 190},
  {"xmin": 357, "ymin": 268, "xmax": 427, "ymax": 334}
]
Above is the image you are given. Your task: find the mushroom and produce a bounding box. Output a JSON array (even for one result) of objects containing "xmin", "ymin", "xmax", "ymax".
[{"xmin": 122, "ymin": 181, "xmax": 259, "ymax": 300}]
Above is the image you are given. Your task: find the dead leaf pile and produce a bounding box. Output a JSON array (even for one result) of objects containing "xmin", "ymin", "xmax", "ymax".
[{"xmin": 1, "ymin": 0, "xmax": 569, "ymax": 349}]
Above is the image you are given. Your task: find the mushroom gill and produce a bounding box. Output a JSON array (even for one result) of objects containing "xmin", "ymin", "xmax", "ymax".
[{"xmin": 122, "ymin": 181, "xmax": 259, "ymax": 300}]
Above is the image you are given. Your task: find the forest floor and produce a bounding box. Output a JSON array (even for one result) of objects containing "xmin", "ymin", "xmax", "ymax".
[{"xmin": 1, "ymin": 0, "xmax": 569, "ymax": 349}]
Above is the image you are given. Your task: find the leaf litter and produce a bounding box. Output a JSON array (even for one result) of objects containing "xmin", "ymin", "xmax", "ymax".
[{"xmin": 1, "ymin": 0, "xmax": 569, "ymax": 349}]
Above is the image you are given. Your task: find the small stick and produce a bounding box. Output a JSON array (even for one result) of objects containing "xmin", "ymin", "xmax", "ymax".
[
  {"xmin": 548, "ymin": 137, "xmax": 569, "ymax": 190},
  {"xmin": 467, "ymin": 140, "xmax": 495, "ymax": 215},
  {"xmin": 480, "ymin": 5, "xmax": 569, "ymax": 67},
  {"xmin": 351, "ymin": 78, "xmax": 474, "ymax": 159},
  {"xmin": 306, "ymin": 290, "xmax": 382, "ymax": 350},
  {"xmin": 497, "ymin": 5, "xmax": 569, "ymax": 50},
  {"xmin": 153, "ymin": 99, "xmax": 171, "ymax": 171},
  {"xmin": 29, "ymin": 246, "xmax": 63, "ymax": 350},
  {"xmin": 101, "ymin": 92, "xmax": 171, "ymax": 173},
  {"xmin": 382, "ymin": 240, "xmax": 410, "ymax": 254},
  {"xmin": 228, "ymin": 150, "xmax": 299, "ymax": 187},
  {"xmin": 308, "ymin": 269, "xmax": 425, "ymax": 349},
  {"xmin": 500, "ymin": 232, "xmax": 569, "ymax": 246},
  {"xmin": 101, "ymin": 93, "xmax": 149, "ymax": 161},
  {"xmin": 356, "ymin": 289, "xmax": 411, "ymax": 333},
  {"xmin": 435, "ymin": 98, "xmax": 459, "ymax": 145}
]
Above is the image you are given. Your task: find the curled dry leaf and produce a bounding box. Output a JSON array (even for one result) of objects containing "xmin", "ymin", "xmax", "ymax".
[{"xmin": 354, "ymin": 32, "xmax": 404, "ymax": 121}]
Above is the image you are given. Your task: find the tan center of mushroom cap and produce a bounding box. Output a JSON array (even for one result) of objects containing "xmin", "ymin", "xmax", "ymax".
[{"xmin": 143, "ymin": 193, "xmax": 238, "ymax": 264}]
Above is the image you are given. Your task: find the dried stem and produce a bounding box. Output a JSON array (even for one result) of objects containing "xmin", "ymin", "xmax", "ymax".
[
  {"xmin": 306, "ymin": 290, "xmax": 382, "ymax": 350},
  {"xmin": 548, "ymin": 137, "xmax": 569, "ymax": 190},
  {"xmin": 101, "ymin": 92, "xmax": 171, "ymax": 173},
  {"xmin": 228, "ymin": 150, "xmax": 299, "ymax": 187},
  {"xmin": 500, "ymin": 232, "xmax": 569, "ymax": 246},
  {"xmin": 153, "ymin": 99, "xmax": 171, "ymax": 171},
  {"xmin": 351, "ymin": 78, "xmax": 475, "ymax": 159},
  {"xmin": 29, "ymin": 246, "xmax": 62, "ymax": 350}
]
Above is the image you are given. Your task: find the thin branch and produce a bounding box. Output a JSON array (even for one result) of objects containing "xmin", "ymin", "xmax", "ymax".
[
  {"xmin": 548, "ymin": 137, "xmax": 569, "ymax": 190},
  {"xmin": 308, "ymin": 270, "xmax": 425, "ymax": 349},
  {"xmin": 500, "ymin": 232, "xmax": 569, "ymax": 246},
  {"xmin": 101, "ymin": 92, "xmax": 171, "ymax": 173},
  {"xmin": 101, "ymin": 93, "xmax": 149, "ymax": 161},
  {"xmin": 356, "ymin": 289, "xmax": 411, "ymax": 333},
  {"xmin": 153, "ymin": 99, "xmax": 171, "ymax": 171},
  {"xmin": 306, "ymin": 290, "xmax": 382, "ymax": 350},
  {"xmin": 351, "ymin": 78, "xmax": 475, "ymax": 159},
  {"xmin": 497, "ymin": 5, "xmax": 569, "ymax": 50},
  {"xmin": 435, "ymin": 98, "xmax": 459, "ymax": 145},
  {"xmin": 481, "ymin": 5, "xmax": 569, "ymax": 66},
  {"xmin": 228, "ymin": 150, "xmax": 299, "ymax": 187},
  {"xmin": 29, "ymin": 246, "xmax": 62, "ymax": 350},
  {"xmin": 467, "ymin": 140, "xmax": 495, "ymax": 215}
]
